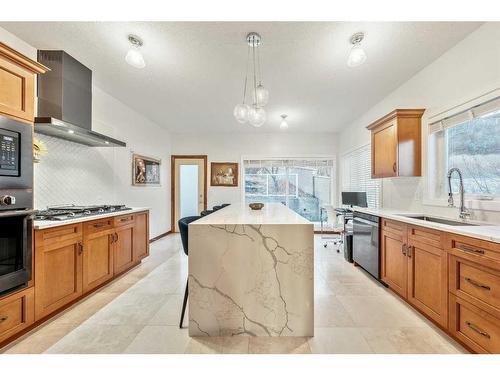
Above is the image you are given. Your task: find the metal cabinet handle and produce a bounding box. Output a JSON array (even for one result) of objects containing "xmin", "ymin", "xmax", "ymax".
[
  {"xmin": 120, "ymin": 217, "xmax": 130, "ymax": 222},
  {"xmin": 464, "ymin": 277, "xmax": 491, "ymax": 290},
  {"xmin": 393, "ymin": 162, "xmax": 397, "ymax": 173},
  {"xmin": 78, "ymin": 242, "xmax": 84, "ymax": 255},
  {"xmin": 114, "ymin": 233, "xmax": 118, "ymax": 242},
  {"xmin": 465, "ymin": 321, "xmax": 490, "ymax": 339},
  {"xmin": 407, "ymin": 245, "xmax": 413, "ymax": 258},
  {"xmin": 93, "ymin": 223, "xmax": 105, "ymax": 228},
  {"xmin": 0, "ymin": 316, "xmax": 8, "ymax": 323},
  {"xmin": 458, "ymin": 244, "xmax": 485, "ymax": 255},
  {"xmin": 402, "ymin": 244, "xmax": 407, "ymax": 256}
]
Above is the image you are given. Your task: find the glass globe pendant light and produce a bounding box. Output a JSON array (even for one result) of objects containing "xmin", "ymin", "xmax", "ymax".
[
  {"xmin": 347, "ymin": 32, "xmax": 367, "ymax": 68},
  {"xmin": 233, "ymin": 32, "xmax": 269, "ymax": 127},
  {"xmin": 248, "ymin": 105, "xmax": 266, "ymax": 127},
  {"xmin": 125, "ymin": 35, "xmax": 146, "ymax": 69}
]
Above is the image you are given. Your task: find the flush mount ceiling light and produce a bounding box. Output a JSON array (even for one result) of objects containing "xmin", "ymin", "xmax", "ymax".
[
  {"xmin": 347, "ymin": 32, "xmax": 367, "ymax": 68},
  {"xmin": 280, "ymin": 114, "xmax": 289, "ymax": 130},
  {"xmin": 125, "ymin": 34, "xmax": 146, "ymax": 69},
  {"xmin": 233, "ymin": 32, "xmax": 269, "ymax": 127}
]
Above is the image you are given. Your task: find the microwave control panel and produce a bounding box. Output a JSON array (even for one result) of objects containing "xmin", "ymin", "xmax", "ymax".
[{"xmin": 0, "ymin": 128, "xmax": 20, "ymax": 176}]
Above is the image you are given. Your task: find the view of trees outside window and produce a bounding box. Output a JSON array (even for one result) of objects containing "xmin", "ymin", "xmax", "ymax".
[
  {"xmin": 446, "ymin": 110, "xmax": 500, "ymax": 196},
  {"xmin": 244, "ymin": 159, "xmax": 334, "ymax": 222}
]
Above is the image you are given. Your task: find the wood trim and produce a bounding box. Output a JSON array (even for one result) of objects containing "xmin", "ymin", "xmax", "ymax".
[
  {"xmin": 149, "ymin": 231, "xmax": 172, "ymax": 243},
  {"xmin": 366, "ymin": 109, "xmax": 425, "ymax": 130},
  {"xmin": 170, "ymin": 155, "xmax": 208, "ymax": 232},
  {"xmin": 0, "ymin": 42, "xmax": 49, "ymax": 74}
]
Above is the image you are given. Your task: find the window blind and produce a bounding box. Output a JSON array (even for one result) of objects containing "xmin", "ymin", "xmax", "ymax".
[
  {"xmin": 341, "ymin": 144, "xmax": 381, "ymax": 208},
  {"xmin": 429, "ymin": 96, "xmax": 500, "ymax": 134}
]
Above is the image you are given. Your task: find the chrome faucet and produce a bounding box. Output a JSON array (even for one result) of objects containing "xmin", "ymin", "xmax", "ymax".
[{"xmin": 447, "ymin": 168, "xmax": 471, "ymax": 219}]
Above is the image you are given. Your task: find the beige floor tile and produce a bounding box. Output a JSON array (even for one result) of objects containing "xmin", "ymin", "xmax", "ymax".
[
  {"xmin": 308, "ymin": 327, "xmax": 373, "ymax": 354},
  {"xmin": 148, "ymin": 294, "xmax": 186, "ymax": 326},
  {"xmin": 45, "ymin": 324, "xmax": 144, "ymax": 354},
  {"xmin": 248, "ymin": 337, "xmax": 311, "ymax": 354},
  {"xmin": 2, "ymin": 322, "xmax": 78, "ymax": 354},
  {"xmin": 360, "ymin": 327, "xmax": 467, "ymax": 354},
  {"xmin": 315, "ymin": 294, "xmax": 356, "ymax": 327},
  {"xmin": 123, "ymin": 325, "xmax": 190, "ymax": 354}
]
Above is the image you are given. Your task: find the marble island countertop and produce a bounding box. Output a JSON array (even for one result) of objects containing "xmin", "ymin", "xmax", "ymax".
[
  {"xmin": 33, "ymin": 207, "xmax": 150, "ymax": 230},
  {"xmin": 191, "ymin": 202, "xmax": 312, "ymax": 225},
  {"xmin": 354, "ymin": 207, "xmax": 500, "ymax": 244}
]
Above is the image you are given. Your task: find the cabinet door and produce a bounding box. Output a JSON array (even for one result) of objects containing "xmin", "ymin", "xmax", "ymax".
[
  {"xmin": 114, "ymin": 224, "xmax": 135, "ymax": 275},
  {"xmin": 407, "ymin": 240, "xmax": 448, "ymax": 328},
  {"xmin": 381, "ymin": 227, "xmax": 408, "ymax": 298},
  {"xmin": 34, "ymin": 236, "xmax": 83, "ymax": 320},
  {"xmin": 133, "ymin": 212, "xmax": 149, "ymax": 262},
  {"xmin": 372, "ymin": 120, "xmax": 397, "ymax": 178},
  {"xmin": 82, "ymin": 230, "xmax": 114, "ymax": 293},
  {"xmin": 0, "ymin": 54, "xmax": 35, "ymax": 122},
  {"xmin": 0, "ymin": 287, "xmax": 34, "ymax": 344}
]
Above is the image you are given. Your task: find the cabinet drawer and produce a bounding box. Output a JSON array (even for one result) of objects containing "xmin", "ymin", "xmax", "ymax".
[
  {"xmin": 449, "ymin": 255, "xmax": 500, "ymax": 314},
  {"xmin": 114, "ymin": 214, "xmax": 135, "ymax": 227},
  {"xmin": 0, "ymin": 287, "xmax": 34, "ymax": 343},
  {"xmin": 381, "ymin": 218, "xmax": 405, "ymax": 236},
  {"xmin": 449, "ymin": 294, "xmax": 500, "ymax": 353},
  {"xmin": 84, "ymin": 218, "xmax": 114, "ymax": 235},
  {"xmin": 408, "ymin": 225, "xmax": 443, "ymax": 249},
  {"xmin": 447, "ymin": 234, "xmax": 500, "ymax": 271},
  {"xmin": 35, "ymin": 223, "xmax": 83, "ymax": 247}
]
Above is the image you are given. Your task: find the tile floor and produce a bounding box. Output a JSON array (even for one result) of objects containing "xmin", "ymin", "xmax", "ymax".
[{"xmin": 1, "ymin": 234, "xmax": 467, "ymax": 354}]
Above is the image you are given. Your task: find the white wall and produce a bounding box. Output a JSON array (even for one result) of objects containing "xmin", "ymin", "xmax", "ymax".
[
  {"xmin": 0, "ymin": 27, "xmax": 172, "ymax": 237},
  {"xmin": 338, "ymin": 22, "xmax": 500, "ymax": 223},
  {"xmin": 172, "ymin": 132, "xmax": 338, "ymax": 207}
]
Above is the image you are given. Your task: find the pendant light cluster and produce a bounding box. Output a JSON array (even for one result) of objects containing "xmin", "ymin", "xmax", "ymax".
[{"xmin": 233, "ymin": 32, "xmax": 269, "ymax": 127}]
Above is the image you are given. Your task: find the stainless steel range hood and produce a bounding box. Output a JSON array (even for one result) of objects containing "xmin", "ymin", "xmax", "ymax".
[{"xmin": 35, "ymin": 50, "xmax": 126, "ymax": 147}]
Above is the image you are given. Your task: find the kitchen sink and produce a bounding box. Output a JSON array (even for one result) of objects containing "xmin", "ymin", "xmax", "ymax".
[{"xmin": 395, "ymin": 215, "xmax": 479, "ymax": 226}]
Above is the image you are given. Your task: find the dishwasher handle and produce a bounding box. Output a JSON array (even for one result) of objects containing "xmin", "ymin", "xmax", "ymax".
[{"xmin": 354, "ymin": 217, "xmax": 379, "ymax": 226}]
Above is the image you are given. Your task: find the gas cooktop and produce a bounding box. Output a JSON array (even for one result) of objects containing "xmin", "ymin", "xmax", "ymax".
[{"xmin": 35, "ymin": 205, "xmax": 132, "ymax": 221}]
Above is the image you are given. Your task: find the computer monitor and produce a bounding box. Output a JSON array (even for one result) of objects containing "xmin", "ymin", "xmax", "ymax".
[{"xmin": 341, "ymin": 191, "xmax": 368, "ymax": 208}]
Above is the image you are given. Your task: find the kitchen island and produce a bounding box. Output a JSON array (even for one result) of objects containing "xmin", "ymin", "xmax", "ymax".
[{"xmin": 188, "ymin": 203, "xmax": 314, "ymax": 337}]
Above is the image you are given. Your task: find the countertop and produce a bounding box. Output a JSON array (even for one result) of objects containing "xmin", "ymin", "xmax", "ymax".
[
  {"xmin": 33, "ymin": 207, "xmax": 150, "ymax": 230},
  {"xmin": 191, "ymin": 203, "xmax": 312, "ymax": 225},
  {"xmin": 353, "ymin": 207, "xmax": 500, "ymax": 244}
]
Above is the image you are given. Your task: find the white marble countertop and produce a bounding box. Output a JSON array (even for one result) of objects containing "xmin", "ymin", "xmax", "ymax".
[
  {"xmin": 33, "ymin": 207, "xmax": 150, "ymax": 230},
  {"xmin": 354, "ymin": 207, "xmax": 500, "ymax": 244},
  {"xmin": 191, "ymin": 203, "xmax": 312, "ymax": 225}
]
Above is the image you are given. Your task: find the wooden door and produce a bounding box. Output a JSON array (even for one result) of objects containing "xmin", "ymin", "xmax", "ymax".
[
  {"xmin": 82, "ymin": 230, "xmax": 114, "ymax": 293},
  {"xmin": 372, "ymin": 120, "xmax": 397, "ymax": 178},
  {"xmin": 34, "ymin": 226, "xmax": 83, "ymax": 320},
  {"xmin": 114, "ymin": 224, "xmax": 135, "ymax": 275},
  {"xmin": 133, "ymin": 212, "xmax": 149, "ymax": 262},
  {"xmin": 407, "ymin": 240, "xmax": 448, "ymax": 328},
  {"xmin": 381, "ymin": 222, "xmax": 408, "ymax": 298}
]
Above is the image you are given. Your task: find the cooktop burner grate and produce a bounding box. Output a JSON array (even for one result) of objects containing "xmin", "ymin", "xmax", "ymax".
[{"xmin": 35, "ymin": 205, "xmax": 131, "ymax": 221}]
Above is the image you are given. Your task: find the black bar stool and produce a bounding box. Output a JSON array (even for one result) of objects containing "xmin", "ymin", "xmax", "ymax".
[
  {"xmin": 212, "ymin": 205, "xmax": 223, "ymax": 211},
  {"xmin": 178, "ymin": 215, "xmax": 200, "ymax": 328},
  {"xmin": 200, "ymin": 209, "xmax": 213, "ymax": 216}
]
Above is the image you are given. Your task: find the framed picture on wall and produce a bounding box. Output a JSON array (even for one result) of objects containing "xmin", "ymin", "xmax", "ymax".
[
  {"xmin": 132, "ymin": 154, "xmax": 161, "ymax": 186},
  {"xmin": 211, "ymin": 162, "xmax": 238, "ymax": 187}
]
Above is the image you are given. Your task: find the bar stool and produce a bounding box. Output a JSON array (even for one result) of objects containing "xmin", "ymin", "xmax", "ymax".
[
  {"xmin": 200, "ymin": 209, "xmax": 213, "ymax": 216},
  {"xmin": 178, "ymin": 215, "xmax": 200, "ymax": 328},
  {"xmin": 220, "ymin": 204, "xmax": 230, "ymax": 208},
  {"xmin": 212, "ymin": 205, "xmax": 223, "ymax": 211}
]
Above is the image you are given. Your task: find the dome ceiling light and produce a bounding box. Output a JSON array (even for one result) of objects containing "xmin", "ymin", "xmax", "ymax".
[
  {"xmin": 233, "ymin": 32, "xmax": 269, "ymax": 127},
  {"xmin": 347, "ymin": 32, "xmax": 367, "ymax": 68},
  {"xmin": 125, "ymin": 34, "xmax": 146, "ymax": 69},
  {"xmin": 280, "ymin": 114, "xmax": 289, "ymax": 130}
]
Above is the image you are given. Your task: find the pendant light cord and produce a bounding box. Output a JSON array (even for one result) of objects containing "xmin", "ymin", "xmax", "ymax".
[
  {"xmin": 257, "ymin": 44, "xmax": 262, "ymax": 84},
  {"xmin": 242, "ymin": 45, "xmax": 250, "ymax": 104},
  {"xmin": 252, "ymin": 40, "xmax": 257, "ymax": 106}
]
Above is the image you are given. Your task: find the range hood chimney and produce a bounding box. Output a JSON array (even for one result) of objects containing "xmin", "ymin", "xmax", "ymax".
[{"xmin": 35, "ymin": 50, "xmax": 126, "ymax": 147}]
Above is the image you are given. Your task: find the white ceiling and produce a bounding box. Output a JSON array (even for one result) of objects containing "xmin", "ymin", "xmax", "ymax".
[{"xmin": 0, "ymin": 22, "xmax": 482, "ymax": 133}]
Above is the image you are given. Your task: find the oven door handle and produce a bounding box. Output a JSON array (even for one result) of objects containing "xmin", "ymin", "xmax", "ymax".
[{"xmin": 0, "ymin": 209, "xmax": 37, "ymax": 218}]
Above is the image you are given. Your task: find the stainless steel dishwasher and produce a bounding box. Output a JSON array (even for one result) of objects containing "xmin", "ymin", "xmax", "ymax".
[{"xmin": 353, "ymin": 212, "xmax": 380, "ymax": 280}]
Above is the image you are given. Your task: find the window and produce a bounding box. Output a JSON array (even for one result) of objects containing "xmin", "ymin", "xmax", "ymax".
[
  {"xmin": 243, "ymin": 158, "xmax": 335, "ymax": 222},
  {"xmin": 341, "ymin": 144, "xmax": 381, "ymax": 208},
  {"xmin": 429, "ymin": 96, "xmax": 500, "ymax": 199}
]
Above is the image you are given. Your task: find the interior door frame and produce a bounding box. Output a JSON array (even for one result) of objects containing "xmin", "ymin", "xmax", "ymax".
[{"xmin": 171, "ymin": 155, "xmax": 208, "ymax": 232}]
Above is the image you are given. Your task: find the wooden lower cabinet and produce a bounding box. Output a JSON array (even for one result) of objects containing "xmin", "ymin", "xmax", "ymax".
[
  {"xmin": 0, "ymin": 287, "xmax": 34, "ymax": 344},
  {"xmin": 34, "ymin": 224, "xmax": 83, "ymax": 320},
  {"xmin": 381, "ymin": 220, "xmax": 448, "ymax": 328},
  {"xmin": 133, "ymin": 211, "xmax": 149, "ymax": 262},
  {"xmin": 82, "ymin": 224, "xmax": 115, "ymax": 293},
  {"xmin": 114, "ymin": 223, "xmax": 135, "ymax": 275}
]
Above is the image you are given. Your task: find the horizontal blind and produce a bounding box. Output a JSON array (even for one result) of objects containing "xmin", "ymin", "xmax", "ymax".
[
  {"xmin": 429, "ymin": 96, "xmax": 500, "ymax": 134},
  {"xmin": 341, "ymin": 144, "xmax": 381, "ymax": 208}
]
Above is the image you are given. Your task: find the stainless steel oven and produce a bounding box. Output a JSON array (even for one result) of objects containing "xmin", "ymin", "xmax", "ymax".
[{"xmin": 0, "ymin": 116, "xmax": 34, "ymax": 296}]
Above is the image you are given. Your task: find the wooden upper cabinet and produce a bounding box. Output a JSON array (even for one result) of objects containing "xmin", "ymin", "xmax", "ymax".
[
  {"xmin": 367, "ymin": 109, "xmax": 425, "ymax": 178},
  {"xmin": 0, "ymin": 42, "xmax": 49, "ymax": 123}
]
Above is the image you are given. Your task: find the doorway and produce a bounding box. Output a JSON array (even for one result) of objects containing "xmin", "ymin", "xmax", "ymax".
[{"xmin": 171, "ymin": 155, "xmax": 207, "ymax": 232}]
